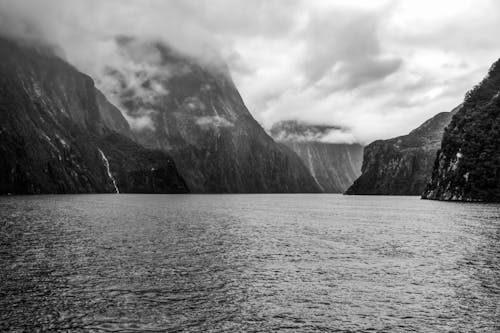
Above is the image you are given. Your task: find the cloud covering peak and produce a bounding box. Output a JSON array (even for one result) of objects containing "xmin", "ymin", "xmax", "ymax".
[{"xmin": 1, "ymin": 0, "xmax": 500, "ymax": 144}]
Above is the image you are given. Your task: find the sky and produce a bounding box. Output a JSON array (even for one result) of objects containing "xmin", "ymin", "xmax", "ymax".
[{"xmin": 1, "ymin": 0, "xmax": 500, "ymax": 144}]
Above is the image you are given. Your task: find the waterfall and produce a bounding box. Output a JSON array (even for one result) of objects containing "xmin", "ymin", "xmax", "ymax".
[
  {"xmin": 306, "ymin": 146, "xmax": 323, "ymax": 191},
  {"xmin": 98, "ymin": 149, "xmax": 120, "ymax": 194}
]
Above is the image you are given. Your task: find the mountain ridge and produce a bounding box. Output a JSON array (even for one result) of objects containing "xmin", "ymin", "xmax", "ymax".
[
  {"xmin": 0, "ymin": 37, "xmax": 188, "ymax": 194},
  {"xmin": 345, "ymin": 109, "xmax": 457, "ymax": 195},
  {"xmin": 101, "ymin": 37, "xmax": 321, "ymax": 193}
]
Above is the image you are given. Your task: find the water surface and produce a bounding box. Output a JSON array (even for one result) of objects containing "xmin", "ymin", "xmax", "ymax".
[{"xmin": 1, "ymin": 194, "xmax": 499, "ymax": 332}]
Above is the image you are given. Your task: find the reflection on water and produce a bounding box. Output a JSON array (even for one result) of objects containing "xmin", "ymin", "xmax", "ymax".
[{"xmin": 0, "ymin": 194, "xmax": 499, "ymax": 332}]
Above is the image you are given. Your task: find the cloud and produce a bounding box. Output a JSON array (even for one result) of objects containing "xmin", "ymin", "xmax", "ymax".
[
  {"xmin": 1, "ymin": 0, "xmax": 500, "ymax": 144},
  {"xmin": 270, "ymin": 120, "xmax": 356, "ymax": 144},
  {"xmin": 196, "ymin": 116, "xmax": 234, "ymax": 128},
  {"xmin": 123, "ymin": 111, "xmax": 156, "ymax": 131},
  {"xmin": 298, "ymin": 8, "xmax": 398, "ymax": 84},
  {"xmin": 314, "ymin": 56, "xmax": 402, "ymax": 95}
]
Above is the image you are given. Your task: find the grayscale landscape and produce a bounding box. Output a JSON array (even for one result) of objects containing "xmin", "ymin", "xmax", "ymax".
[{"xmin": 0, "ymin": 0, "xmax": 499, "ymax": 332}]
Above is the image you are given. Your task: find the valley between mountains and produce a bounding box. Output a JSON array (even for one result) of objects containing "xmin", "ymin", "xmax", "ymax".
[{"xmin": 0, "ymin": 36, "xmax": 499, "ymax": 201}]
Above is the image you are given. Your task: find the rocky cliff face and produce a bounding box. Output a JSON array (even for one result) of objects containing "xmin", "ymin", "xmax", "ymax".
[
  {"xmin": 101, "ymin": 37, "xmax": 320, "ymax": 193},
  {"xmin": 270, "ymin": 120, "xmax": 363, "ymax": 192},
  {"xmin": 422, "ymin": 59, "xmax": 500, "ymax": 202},
  {"xmin": 0, "ymin": 37, "xmax": 188, "ymax": 194},
  {"xmin": 345, "ymin": 110, "xmax": 456, "ymax": 195}
]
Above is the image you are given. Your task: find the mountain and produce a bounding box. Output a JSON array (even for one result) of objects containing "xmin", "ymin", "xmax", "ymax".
[
  {"xmin": 0, "ymin": 37, "xmax": 188, "ymax": 194},
  {"xmin": 270, "ymin": 120, "xmax": 363, "ymax": 192},
  {"xmin": 101, "ymin": 37, "xmax": 320, "ymax": 193},
  {"xmin": 422, "ymin": 59, "xmax": 500, "ymax": 202},
  {"xmin": 345, "ymin": 109, "xmax": 456, "ymax": 195}
]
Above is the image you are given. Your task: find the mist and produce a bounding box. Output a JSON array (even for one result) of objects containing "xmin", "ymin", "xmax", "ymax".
[{"xmin": 1, "ymin": 0, "xmax": 500, "ymax": 144}]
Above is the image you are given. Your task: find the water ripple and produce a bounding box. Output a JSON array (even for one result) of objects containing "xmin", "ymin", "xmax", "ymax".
[{"xmin": 1, "ymin": 194, "xmax": 500, "ymax": 332}]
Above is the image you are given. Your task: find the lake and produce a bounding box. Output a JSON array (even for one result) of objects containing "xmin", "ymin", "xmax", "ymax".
[{"xmin": 1, "ymin": 194, "xmax": 499, "ymax": 332}]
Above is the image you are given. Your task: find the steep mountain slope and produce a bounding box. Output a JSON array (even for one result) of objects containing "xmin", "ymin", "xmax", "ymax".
[
  {"xmin": 270, "ymin": 120, "xmax": 363, "ymax": 192},
  {"xmin": 0, "ymin": 37, "xmax": 187, "ymax": 194},
  {"xmin": 102, "ymin": 37, "xmax": 320, "ymax": 193},
  {"xmin": 345, "ymin": 109, "xmax": 456, "ymax": 195},
  {"xmin": 423, "ymin": 59, "xmax": 500, "ymax": 201}
]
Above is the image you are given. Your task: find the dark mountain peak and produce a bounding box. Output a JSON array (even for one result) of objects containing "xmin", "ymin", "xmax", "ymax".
[
  {"xmin": 461, "ymin": 58, "xmax": 500, "ymax": 110},
  {"xmin": 404, "ymin": 109, "xmax": 459, "ymax": 147},
  {"xmin": 98, "ymin": 36, "xmax": 320, "ymax": 193},
  {"xmin": 486, "ymin": 57, "xmax": 500, "ymax": 80},
  {"xmin": 101, "ymin": 35, "xmax": 243, "ymax": 134}
]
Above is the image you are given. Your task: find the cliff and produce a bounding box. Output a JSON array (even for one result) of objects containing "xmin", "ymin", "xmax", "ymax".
[
  {"xmin": 102, "ymin": 37, "xmax": 320, "ymax": 193},
  {"xmin": 270, "ymin": 120, "xmax": 363, "ymax": 192},
  {"xmin": 422, "ymin": 59, "xmax": 500, "ymax": 202},
  {"xmin": 0, "ymin": 37, "xmax": 187, "ymax": 194},
  {"xmin": 345, "ymin": 110, "xmax": 456, "ymax": 195}
]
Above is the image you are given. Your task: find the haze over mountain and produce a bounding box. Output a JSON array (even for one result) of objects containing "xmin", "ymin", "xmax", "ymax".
[
  {"xmin": 97, "ymin": 37, "xmax": 320, "ymax": 193},
  {"xmin": 271, "ymin": 120, "xmax": 363, "ymax": 192},
  {"xmin": 1, "ymin": 0, "xmax": 500, "ymax": 145},
  {"xmin": 423, "ymin": 59, "xmax": 500, "ymax": 202},
  {"xmin": 0, "ymin": 37, "xmax": 188, "ymax": 194},
  {"xmin": 1, "ymin": 1, "xmax": 500, "ymax": 197}
]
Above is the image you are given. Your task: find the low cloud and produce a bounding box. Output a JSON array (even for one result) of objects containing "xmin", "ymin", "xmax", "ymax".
[
  {"xmin": 276, "ymin": 128, "xmax": 357, "ymax": 145},
  {"xmin": 124, "ymin": 111, "xmax": 156, "ymax": 131},
  {"xmin": 196, "ymin": 116, "xmax": 234, "ymax": 128},
  {"xmin": 270, "ymin": 120, "xmax": 356, "ymax": 144},
  {"xmin": 1, "ymin": 0, "xmax": 500, "ymax": 144}
]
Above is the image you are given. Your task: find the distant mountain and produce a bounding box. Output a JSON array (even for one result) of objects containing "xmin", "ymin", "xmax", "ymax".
[
  {"xmin": 0, "ymin": 37, "xmax": 187, "ymax": 194},
  {"xmin": 423, "ymin": 59, "xmax": 500, "ymax": 202},
  {"xmin": 345, "ymin": 109, "xmax": 456, "ymax": 195},
  {"xmin": 102, "ymin": 37, "xmax": 320, "ymax": 193},
  {"xmin": 271, "ymin": 120, "xmax": 363, "ymax": 192}
]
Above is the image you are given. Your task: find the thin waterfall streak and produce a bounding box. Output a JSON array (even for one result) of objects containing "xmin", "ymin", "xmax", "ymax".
[{"xmin": 98, "ymin": 149, "xmax": 119, "ymax": 194}]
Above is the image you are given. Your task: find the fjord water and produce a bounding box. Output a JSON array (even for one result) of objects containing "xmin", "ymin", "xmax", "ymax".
[{"xmin": 1, "ymin": 195, "xmax": 499, "ymax": 332}]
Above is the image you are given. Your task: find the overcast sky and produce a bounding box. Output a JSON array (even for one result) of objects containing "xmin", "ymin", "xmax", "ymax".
[{"xmin": 1, "ymin": 0, "xmax": 500, "ymax": 143}]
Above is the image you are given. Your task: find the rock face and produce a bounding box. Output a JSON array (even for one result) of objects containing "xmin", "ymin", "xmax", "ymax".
[
  {"xmin": 270, "ymin": 120, "xmax": 363, "ymax": 192},
  {"xmin": 0, "ymin": 37, "xmax": 188, "ymax": 194},
  {"xmin": 102, "ymin": 37, "xmax": 320, "ymax": 193},
  {"xmin": 345, "ymin": 110, "xmax": 456, "ymax": 195},
  {"xmin": 422, "ymin": 59, "xmax": 500, "ymax": 202}
]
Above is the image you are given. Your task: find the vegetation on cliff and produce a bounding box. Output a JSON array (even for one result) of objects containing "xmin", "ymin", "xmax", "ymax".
[
  {"xmin": 346, "ymin": 111, "xmax": 455, "ymax": 195},
  {"xmin": 423, "ymin": 59, "xmax": 500, "ymax": 201},
  {"xmin": 0, "ymin": 37, "xmax": 188, "ymax": 194}
]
